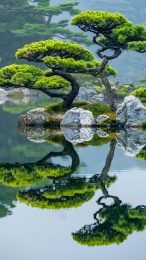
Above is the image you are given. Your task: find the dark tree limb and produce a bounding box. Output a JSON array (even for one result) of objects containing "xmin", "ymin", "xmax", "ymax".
[{"xmin": 45, "ymin": 70, "xmax": 80, "ymax": 108}]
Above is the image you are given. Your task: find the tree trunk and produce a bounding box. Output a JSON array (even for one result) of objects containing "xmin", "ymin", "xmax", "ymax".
[
  {"xmin": 45, "ymin": 70, "xmax": 80, "ymax": 109},
  {"xmin": 62, "ymin": 79, "xmax": 79, "ymax": 109},
  {"xmin": 100, "ymin": 72, "xmax": 117, "ymax": 111}
]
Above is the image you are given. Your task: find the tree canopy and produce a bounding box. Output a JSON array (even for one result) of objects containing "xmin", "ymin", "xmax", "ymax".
[{"xmin": 0, "ymin": 39, "xmax": 116, "ymax": 108}]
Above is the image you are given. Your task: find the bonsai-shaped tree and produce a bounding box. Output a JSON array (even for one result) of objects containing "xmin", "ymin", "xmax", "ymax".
[
  {"xmin": 72, "ymin": 10, "xmax": 146, "ymax": 110},
  {"xmin": 0, "ymin": 39, "xmax": 116, "ymax": 108}
]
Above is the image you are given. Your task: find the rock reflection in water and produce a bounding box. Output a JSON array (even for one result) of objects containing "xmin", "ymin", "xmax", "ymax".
[{"xmin": 117, "ymin": 128, "xmax": 146, "ymax": 157}]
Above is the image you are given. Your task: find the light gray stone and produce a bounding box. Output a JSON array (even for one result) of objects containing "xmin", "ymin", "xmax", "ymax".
[
  {"xmin": 60, "ymin": 107, "xmax": 96, "ymax": 127},
  {"xmin": 116, "ymin": 95, "xmax": 146, "ymax": 126},
  {"xmin": 18, "ymin": 108, "xmax": 49, "ymax": 126},
  {"xmin": 61, "ymin": 126, "xmax": 96, "ymax": 144},
  {"xmin": 117, "ymin": 128, "xmax": 146, "ymax": 157},
  {"xmin": 96, "ymin": 114, "xmax": 110, "ymax": 124}
]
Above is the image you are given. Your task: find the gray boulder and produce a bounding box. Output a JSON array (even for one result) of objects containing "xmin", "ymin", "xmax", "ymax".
[
  {"xmin": 116, "ymin": 95, "xmax": 146, "ymax": 127},
  {"xmin": 60, "ymin": 107, "xmax": 96, "ymax": 127},
  {"xmin": 96, "ymin": 114, "xmax": 110, "ymax": 124},
  {"xmin": 117, "ymin": 128, "xmax": 146, "ymax": 157},
  {"xmin": 61, "ymin": 126, "xmax": 96, "ymax": 144},
  {"xmin": 18, "ymin": 108, "xmax": 50, "ymax": 126}
]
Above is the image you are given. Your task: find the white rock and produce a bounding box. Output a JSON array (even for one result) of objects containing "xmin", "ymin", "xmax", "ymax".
[
  {"xmin": 96, "ymin": 114, "xmax": 109, "ymax": 124},
  {"xmin": 116, "ymin": 95, "xmax": 146, "ymax": 126},
  {"xmin": 60, "ymin": 107, "xmax": 96, "ymax": 127}
]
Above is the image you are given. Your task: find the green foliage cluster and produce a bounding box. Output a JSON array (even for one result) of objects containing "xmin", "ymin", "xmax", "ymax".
[
  {"xmin": 128, "ymin": 206, "xmax": 146, "ymax": 219},
  {"xmin": 16, "ymin": 40, "xmax": 94, "ymax": 61},
  {"xmin": 131, "ymin": 87, "xmax": 146, "ymax": 100},
  {"xmin": 0, "ymin": 165, "xmax": 42, "ymax": 187},
  {"xmin": 0, "ymin": 64, "xmax": 42, "ymax": 87},
  {"xmin": 0, "ymin": 163, "xmax": 71, "ymax": 187},
  {"xmin": 72, "ymin": 10, "xmax": 146, "ymax": 52},
  {"xmin": 34, "ymin": 75, "xmax": 70, "ymax": 89},
  {"xmin": 73, "ymin": 202, "xmax": 146, "ymax": 246},
  {"xmin": 43, "ymin": 178, "xmax": 96, "ymax": 199},
  {"xmin": 35, "ymin": 165, "xmax": 71, "ymax": 178},
  {"xmin": 128, "ymin": 41, "xmax": 146, "ymax": 52},
  {"xmin": 135, "ymin": 147, "xmax": 146, "ymax": 160},
  {"xmin": 43, "ymin": 56, "xmax": 96, "ymax": 72},
  {"xmin": 18, "ymin": 188, "xmax": 95, "ymax": 209},
  {"xmin": 72, "ymin": 224, "xmax": 126, "ymax": 246},
  {"xmin": 15, "ymin": 39, "xmax": 116, "ymax": 77},
  {"xmin": 0, "ymin": 64, "xmax": 70, "ymax": 90},
  {"xmin": 71, "ymin": 11, "xmax": 128, "ymax": 34},
  {"xmin": 102, "ymin": 24, "xmax": 146, "ymax": 48}
]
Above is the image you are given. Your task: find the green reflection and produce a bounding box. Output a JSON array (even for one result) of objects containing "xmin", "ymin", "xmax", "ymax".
[
  {"xmin": 0, "ymin": 136, "xmax": 79, "ymax": 187},
  {"xmin": 16, "ymin": 138, "xmax": 116, "ymax": 209},
  {"xmin": 0, "ymin": 132, "xmax": 146, "ymax": 247},
  {"xmin": 0, "ymin": 183, "xmax": 17, "ymax": 218},
  {"xmin": 73, "ymin": 196, "xmax": 146, "ymax": 246}
]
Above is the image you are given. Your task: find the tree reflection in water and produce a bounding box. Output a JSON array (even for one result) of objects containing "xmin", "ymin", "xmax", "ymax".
[
  {"xmin": 17, "ymin": 134, "xmax": 116, "ymax": 209},
  {"xmin": 72, "ymin": 139, "xmax": 146, "ymax": 246},
  {"xmin": 0, "ymin": 132, "xmax": 146, "ymax": 246},
  {"xmin": 0, "ymin": 137, "xmax": 79, "ymax": 187}
]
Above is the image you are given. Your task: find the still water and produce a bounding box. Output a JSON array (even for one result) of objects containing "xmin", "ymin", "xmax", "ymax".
[
  {"xmin": 1, "ymin": 1, "xmax": 146, "ymax": 259},
  {"xmin": 0, "ymin": 96, "xmax": 146, "ymax": 260}
]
